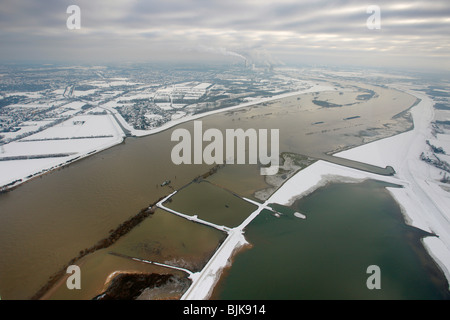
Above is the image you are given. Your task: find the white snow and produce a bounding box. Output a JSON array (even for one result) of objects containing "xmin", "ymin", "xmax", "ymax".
[
  {"xmin": 182, "ymin": 230, "xmax": 248, "ymax": 300},
  {"xmin": 0, "ymin": 157, "xmax": 69, "ymax": 185},
  {"xmin": 71, "ymin": 89, "xmax": 98, "ymax": 97},
  {"xmin": 0, "ymin": 113, "xmax": 124, "ymax": 188},
  {"xmin": 22, "ymin": 115, "xmax": 118, "ymax": 140},
  {"xmin": 294, "ymin": 212, "xmax": 307, "ymax": 219},
  {"xmin": 0, "ymin": 120, "xmax": 54, "ymax": 141}
]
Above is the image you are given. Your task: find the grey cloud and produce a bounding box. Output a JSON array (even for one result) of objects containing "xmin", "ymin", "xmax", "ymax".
[{"xmin": 0, "ymin": 0, "xmax": 448, "ymax": 71}]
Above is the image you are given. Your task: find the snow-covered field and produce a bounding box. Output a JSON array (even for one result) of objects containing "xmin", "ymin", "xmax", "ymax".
[{"xmin": 0, "ymin": 113, "xmax": 124, "ymax": 188}]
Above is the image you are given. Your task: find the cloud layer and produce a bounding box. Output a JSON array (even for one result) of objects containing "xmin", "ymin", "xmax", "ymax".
[{"xmin": 0, "ymin": 0, "xmax": 449, "ymax": 71}]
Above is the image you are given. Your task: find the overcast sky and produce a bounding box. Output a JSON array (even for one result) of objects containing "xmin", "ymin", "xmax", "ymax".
[{"xmin": 1, "ymin": 0, "xmax": 449, "ymax": 71}]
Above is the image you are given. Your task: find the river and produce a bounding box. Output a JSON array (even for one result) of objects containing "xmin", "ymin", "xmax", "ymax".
[{"xmin": 0, "ymin": 82, "xmax": 425, "ymax": 299}]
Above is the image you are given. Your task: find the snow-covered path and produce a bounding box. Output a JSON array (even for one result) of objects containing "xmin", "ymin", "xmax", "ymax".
[{"xmin": 154, "ymin": 186, "xmax": 290, "ymax": 300}]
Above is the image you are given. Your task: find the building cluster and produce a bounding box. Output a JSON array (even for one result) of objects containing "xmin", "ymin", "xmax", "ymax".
[{"xmin": 0, "ymin": 64, "xmax": 312, "ymax": 138}]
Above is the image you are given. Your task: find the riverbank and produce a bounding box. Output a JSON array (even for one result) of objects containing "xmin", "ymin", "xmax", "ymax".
[
  {"xmin": 335, "ymin": 89, "xmax": 450, "ymax": 286},
  {"xmin": 0, "ymin": 113, "xmax": 125, "ymax": 192},
  {"xmin": 0, "ymin": 82, "xmax": 335, "ymax": 192}
]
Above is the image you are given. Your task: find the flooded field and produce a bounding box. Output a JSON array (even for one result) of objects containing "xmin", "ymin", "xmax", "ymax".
[
  {"xmin": 0, "ymin": 81, "xmax": 420, "ymax": 299},
  {"xmin": 43, "ymin": 208, "xmax": 226, "ymax": 300},
  {"xmin": 163, "ymin": 180, "xmax": 258, "ymax": 228}
]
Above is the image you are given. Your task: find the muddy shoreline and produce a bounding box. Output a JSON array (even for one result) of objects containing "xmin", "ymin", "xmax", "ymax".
[{"xmin": 93, "ymin": 273, "xmax": 178, "ymax": 300}]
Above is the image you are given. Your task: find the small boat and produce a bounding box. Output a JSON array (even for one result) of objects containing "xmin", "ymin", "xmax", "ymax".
[{"xmin": 161, "ymin": 180, "xmax": 171, "ymax": 187}]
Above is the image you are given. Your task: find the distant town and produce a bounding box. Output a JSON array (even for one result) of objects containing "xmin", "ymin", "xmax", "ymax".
[
  {"xmin": 1, "ymin": 63, "xmax": 449, "ymax": 193},
  {"xmin": 0, "ymin": 63, "xmax": 309, "ymax": 141}
]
